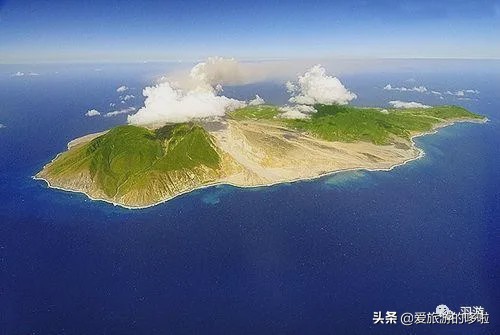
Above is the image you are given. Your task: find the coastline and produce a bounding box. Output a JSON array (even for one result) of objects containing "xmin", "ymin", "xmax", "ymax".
[
  {"xmin": 33, "ymin": 117, "xmax": 488, "ymax": 210},
  {"xmin": 67, "ymin": 130, "xmax": 109, "ymax": 149}
]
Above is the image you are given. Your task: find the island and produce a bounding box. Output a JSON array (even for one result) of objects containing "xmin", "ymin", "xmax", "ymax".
[{"xmin": 35, "ymin": 104, "xmax": 486, "ymax": 208}]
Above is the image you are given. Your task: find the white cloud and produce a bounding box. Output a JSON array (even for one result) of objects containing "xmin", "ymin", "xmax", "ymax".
[
  {"xmin": 128, "ymin": 58, "xmax": 362, "ymax": 126},
  {"xmin": 85, "ymin": 109, "xmax": 101, "ymax": 117},
  {"xmin": 465, "ymin": 89, "xmax": 480, "ymax": 94},
  {"xmin": 445, "ymin": 89, "xmax": 479, "ymax": 97},
  {"xmin": 128, "ymin": 61, "xmax": 356, "ymax": 125},
  {"xmin": 385, "ymin": 85, "xmax": 480, "ymax": 98},
  {"xmin": 109, "ymin": 102, "xmax": 116, "ymax": 108},
  {"xmin": 278, "ymin": 104, "xmax": 316, "ymax": 119},
  {"xmin": 10, "ymin": 71, "xmax": 39, "ymax": 77},
  {"xmin": 121, "ymin": 94, "xmax": 135, "ymax": 101},
  {"xmin": 389, "ymin": 100, "xmax": 431, "ymax": 109},
  {"xmin": 0, "ymin": 123, "xmax": 5, "ymax": 128},
  {"xmin": 248, "ymin": 95, "xmax": 265, "ymax": 106},
  {"xmin": 105, "ymin": 107, "xmax": 136, "ymax": 118},
  {"xmin": 128, "ymin": 82, "xmax": 245, "ymax": 125},
  {"xmin": 116, "ymin": 85, "xmax": 128, "ymax": 92},
  {"xmin": 285, "ymin": 81, "xmax": 297, "ymax": 93},
  {"xmin": 411, "ymin": 86, "xmax": 428, "ymax": 93},
  {"xmin": 288, "ymin": 65, "xmax": 357, "ymax": 105},
  {"xmin": 383, "ymin": 84, "xmax": 427, "ymax": 93},
  {"xmin": 127, "ymin": 57, "xmax": 252, "ymax": 125}
]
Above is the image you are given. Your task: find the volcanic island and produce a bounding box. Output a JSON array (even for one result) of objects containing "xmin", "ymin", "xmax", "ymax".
[{"xmin": 35, "ymin": 104, "xmax": 486, "ymax": 208}]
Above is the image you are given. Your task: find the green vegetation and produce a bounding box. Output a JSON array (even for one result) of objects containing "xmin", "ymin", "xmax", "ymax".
[
  {"xmin": 292, "ymin": 104, "xmax": 482, "ymax": 144},
  {"xmin": 41, "ymin": 103, "xmax": 483, "ymax": 206},
  {"xmin": 232, "ymin": 104, "xmax": 482, "ymax": 145},
  {"xmin": 153, "ymin": 123, "xmax": 220, "ymax": 170},
  {"xmin": 229, "ymin": 105, "xmax": 280, "ymax": 120},
  {"xmin": 46, "ymin": 123, "xmax": 221, "ymax": 197}
]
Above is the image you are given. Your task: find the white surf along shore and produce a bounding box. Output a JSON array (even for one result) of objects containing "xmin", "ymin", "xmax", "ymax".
[{"xmin": 33, "ymin": 117, "xmax": 488, "ymax": 209}]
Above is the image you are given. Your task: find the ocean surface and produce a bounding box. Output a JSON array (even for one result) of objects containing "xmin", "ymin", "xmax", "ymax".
[{"xmin": 0, "ymin": 61, "xmax": 499, "ymax": 334}]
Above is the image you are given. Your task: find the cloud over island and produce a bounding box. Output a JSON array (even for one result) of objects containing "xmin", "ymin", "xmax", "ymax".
[
  {"xmin": 287, "ymin": 65, "xmax": 357, "ymax": 105},
  {"xmin": 279, "ymin": 65, "xmax": 356, "ymax": 119},
  {"xmin": 126, "ymin": 59, "xmax": 357, "ymax": 125},
  {"xmin": 248, "ymin": 95, "xmax": 265, "ymax": 106},
  {"xmin": 279, "ymin": 104, "xmax": 316, "ymax": 119}
]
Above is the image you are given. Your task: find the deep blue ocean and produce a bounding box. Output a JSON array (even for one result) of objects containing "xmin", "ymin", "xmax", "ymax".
[{"xmin": 1, "ymin": 61, "xmax": 499, "ymax": 334}]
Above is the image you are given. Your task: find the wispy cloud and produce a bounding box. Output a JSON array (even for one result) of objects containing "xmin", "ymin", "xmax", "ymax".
[
  {"xmin": 383, "ymin": 83, "xmax": 480, "ymax": 99},
  {"xmin": 0, "ymin": 123, "xmax": 6, "ymax": 128},
  {"xmin": 383, "ymin": 84, "xmax": 427, "ymax": 93},
  {"xmin": 104, "ymin": 107, "xmax": 136, "ymax": 117},
  {"xmin": 121, "ymin": 94, "xmax": 135, "ymax": 101},
  {"xmin": 389, "ymin": 100, "xmax": 431, "ymax": 109},
  {"xmin": 116, "ymin": 85, "xmax": 128, "ymax": 92},
  {"xmin": 10, "ymin": 71, "xmax": 39, "ymax": 77},
  {"xmin": 465, "ymin": 89, "xmax": 480, "ymax": 94},
  {"xmin": 445, "ymin": 89, "xmax": 480, "ymax": 97}
]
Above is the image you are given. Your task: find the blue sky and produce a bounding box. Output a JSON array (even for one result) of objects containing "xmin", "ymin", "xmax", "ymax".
[{"xmin": 1, "ymin": 0, "xmax": 499, "ymax": 63}]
